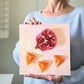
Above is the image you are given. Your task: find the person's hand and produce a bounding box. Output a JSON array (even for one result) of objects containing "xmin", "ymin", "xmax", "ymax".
[
  {"xmin": 25, "ymin": 17, "xmax": 42, "ymax": 25},
  {"xmin": 24, "ymin": 74, "xmax": 63, "ymax": 83}
]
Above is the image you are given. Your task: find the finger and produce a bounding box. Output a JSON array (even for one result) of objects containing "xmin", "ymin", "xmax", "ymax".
[
  {"xmin": 24, "ymin": 22, "xmax": 28, "ymax": 24},
  {"xmin": 47, "ymin": 75, "xmax": 53, "ymax": 81},
  {"xmin": 31, "ymin": 17, "xmax": 38, "ymax": 25},
  {"xmin": 37, "ymin": 21, "xmax": 42, "ymax": 24},
  {"xmin": 24, "ymin": 74, "xmax": 32, "ymax": 77},
  {"xmin": 26, "ymin": 74, "xmax": 42, "ymax": 79},
  {"xmin": 27, "ymin": 19, "xmax": 34, "ymax": 25},
  {"xmin": 27, "ymin": 74, "xmax": 48, "ymax": 80},
  {"xmin": 29, "ymin": 74, "xmax": 40, "ymax": 78},
  {"xmin": 46, "ymin": 75, "xmax": 63, "ymax": 83},
  {"xmin": 37, "ymin": 75, "xmax": 48, "ymax": 80},
  {"xmin": 53, "ymin": 75, "xmax": 63, "ymax": 83}
]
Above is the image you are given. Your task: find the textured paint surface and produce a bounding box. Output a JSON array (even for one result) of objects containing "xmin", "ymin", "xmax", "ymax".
[{"xmin": 19, "ymin": 24, "xmax": 70, "ymax": 75}]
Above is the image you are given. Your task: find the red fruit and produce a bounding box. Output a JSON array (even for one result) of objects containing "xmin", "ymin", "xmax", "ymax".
[{"xmin": 35, "ymin": 28, "xmax": 57, "ymax": 51}]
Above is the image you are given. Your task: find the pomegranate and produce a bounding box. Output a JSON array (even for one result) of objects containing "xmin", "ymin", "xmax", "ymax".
[{"xmin": 35, "ymin": 28, "xmax": 57, "ymax": 51}]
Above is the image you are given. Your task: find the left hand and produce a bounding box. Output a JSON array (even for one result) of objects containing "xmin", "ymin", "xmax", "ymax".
[{"xmin": 24, "ymin": 74, "xmax": 63, "ymax": 83}]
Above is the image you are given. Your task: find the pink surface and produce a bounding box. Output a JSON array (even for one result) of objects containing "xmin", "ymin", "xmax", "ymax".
[{"xmin": 19, "ymin": 24, "xmax": 71, "ymax": 75}]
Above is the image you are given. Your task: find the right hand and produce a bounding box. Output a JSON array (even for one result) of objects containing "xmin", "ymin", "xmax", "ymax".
[
  {"xmin": 25, "ymin": 17, "xmax": 42, "ymax": 25},
  {"xmin": 24, "ymin": 74, "xmax": 63, "ymax": 83}
]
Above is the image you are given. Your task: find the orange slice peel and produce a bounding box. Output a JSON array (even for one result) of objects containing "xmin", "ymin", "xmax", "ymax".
[
  {"xmin": 26, "ymin": 52, "xmax": 36, "ymax": 64},
  {"xmin": 54, "ymin": 55, "xmax": 65, "ymax": 67},
  {"xmin": 38, "ymin": 61, "xmax": 49, "ymax": 72}
]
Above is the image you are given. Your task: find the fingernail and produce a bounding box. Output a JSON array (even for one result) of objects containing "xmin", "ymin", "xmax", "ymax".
[
  {"xmin": 40, "ymin": 22, "xmax": 42, "ymax": 24},
  {"xmin": 25, "ymin": 22, "xmax": 27, "ymax": 24},
  {"xmin": 32, "ymin": 22, "xmax": 34, "ymax": 24}
]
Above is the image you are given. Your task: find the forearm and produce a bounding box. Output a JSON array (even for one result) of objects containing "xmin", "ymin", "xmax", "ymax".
[
  {"xmin": 63, "ymin": 65, "xmax": 84, "ymax": 83},
  {"xmin": 13, "ymin": 41, "xmax": 20, "ymax": 66}
]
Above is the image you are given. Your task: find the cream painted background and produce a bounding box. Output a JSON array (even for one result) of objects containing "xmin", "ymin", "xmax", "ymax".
[{"xmin": 0, "ymin": 0, "xmax": 84, "ymax": 84}]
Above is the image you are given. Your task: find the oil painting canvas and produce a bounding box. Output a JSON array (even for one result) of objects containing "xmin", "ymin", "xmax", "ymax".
[{"xmin": 19, "ymin": 24, "xmax": 70, "ymax": 75}]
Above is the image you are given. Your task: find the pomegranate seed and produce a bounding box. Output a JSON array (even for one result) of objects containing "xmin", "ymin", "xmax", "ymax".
[
  {"xmin": 48, "ymin": 37, "xmax": 52, "ymax": 41},
  {"xmin": 41, "ymin": 43, "xmax": 47, "ymax": 50},
  {"xmin": 37, "ymin": 37, "xmax": 44, "ymax": 44},
  {"xmin": 42, "ymin": 30, "xmax": 48, "ymax": 36},
  {"xmin": 49, "ymin": 43, "xmax": 54, "ymax": 48},
  {"xmin": 45, "ymin": 41, "xmax": 49, "ymax": 46},
  {"xmin": 45, "ymin": 36, "xmax": 49, "ymax": 40},
  {"xmin": 49, "ymin": 31, "xmax": 53, "ymax": 35}
]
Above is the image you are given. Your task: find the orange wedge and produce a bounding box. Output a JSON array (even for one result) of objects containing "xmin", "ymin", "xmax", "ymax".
[
  {"xmin": 38, "ymin": 61, "xmax": 49, "ymax": 72},
  {"xmin": 26, "ymin": 52, "xmax": 36, "ymax": 64},
  {"xmin": 54, "ymin": 55, "xmax": 65, "ymax": 67}
]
